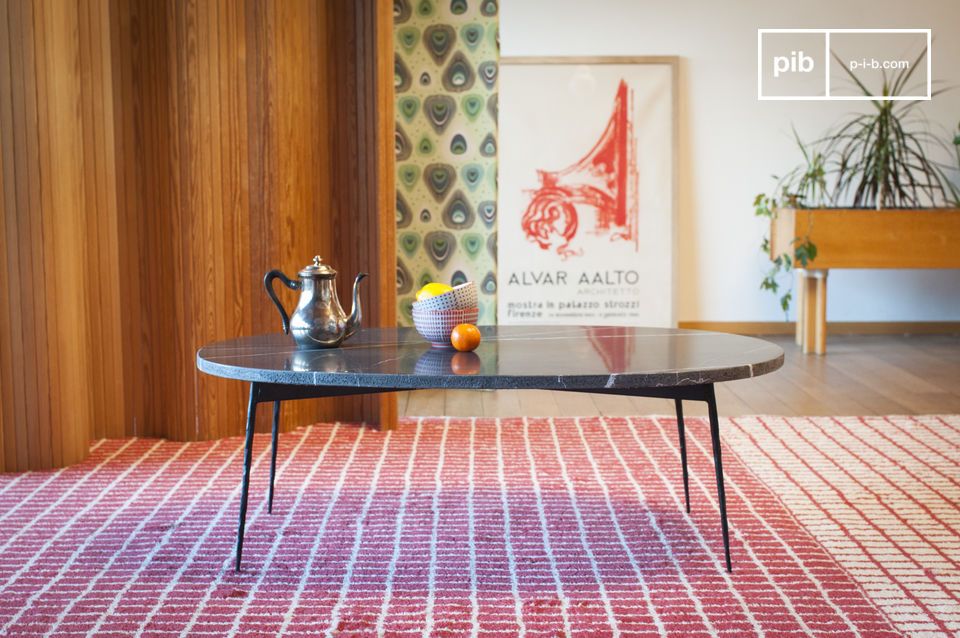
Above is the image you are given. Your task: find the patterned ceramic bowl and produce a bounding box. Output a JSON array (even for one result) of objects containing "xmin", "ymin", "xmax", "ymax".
[
  {"xmin": 411, "ymin": 290, "xmax": 459, "ymax": 312},
  {"xmin": 413, "ymin": 349, "xmax": 457, "ymax": 375},
  {"xmin": 451, "ymin": 281, "xmax": 478, "ymax": 309},
  {"xmin": 411, "ymin": 307, "xmax": 479, "ymax": 347},
  {"xmin": 412, "ymin": 281, "xmax": 478, "ymax": 312}
]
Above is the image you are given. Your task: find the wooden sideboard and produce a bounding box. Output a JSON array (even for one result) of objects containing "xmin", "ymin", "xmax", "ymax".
[
  {"xmin": 771, "ymin": 207, "xmax": 960, "ymax": 354},
  {"xmin": 0, "ymin": 0, "xmax": 396, "ymax": 471}
]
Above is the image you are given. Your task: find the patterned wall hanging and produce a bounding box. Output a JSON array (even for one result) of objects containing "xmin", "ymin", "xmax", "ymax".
[{"xmin": 394, "ymin": 0, "xmax": 499, "ymax": 326}]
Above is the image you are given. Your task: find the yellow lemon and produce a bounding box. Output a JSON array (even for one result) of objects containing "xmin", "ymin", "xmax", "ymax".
[{"xmin": 416, "ymin": 282, "xmax": 453, "ymax": 301}]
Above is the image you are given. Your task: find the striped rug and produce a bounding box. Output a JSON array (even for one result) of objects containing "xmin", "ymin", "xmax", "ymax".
[{"xmin": 0, "ymin": 415, "xmax": 955, "ymax": 637}]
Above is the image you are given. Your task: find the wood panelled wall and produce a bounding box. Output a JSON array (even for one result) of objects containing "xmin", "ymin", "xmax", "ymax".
[
  {"xmin": 0, "ymin": 0, "xmax": 97, "ymax": 471},
  {"xmin": 0, "ymin": 0, "xmax": 396, "ymax": 472}
]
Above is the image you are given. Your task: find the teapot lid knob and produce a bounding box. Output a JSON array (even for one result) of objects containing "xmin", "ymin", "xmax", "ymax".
[{"xmin": 300, "ymin": 254, "xmax": 336, "ymax": 278}]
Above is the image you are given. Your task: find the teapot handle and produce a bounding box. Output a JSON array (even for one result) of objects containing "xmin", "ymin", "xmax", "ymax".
[{"xmin": 264, "ymin": 270, "xmax": 301, "ymax": 335}]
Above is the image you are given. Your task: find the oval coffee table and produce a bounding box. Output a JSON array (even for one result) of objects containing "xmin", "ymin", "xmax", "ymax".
[{"xmin": 197, "ymin": 325, "xmax": 784, "ymax": 572}]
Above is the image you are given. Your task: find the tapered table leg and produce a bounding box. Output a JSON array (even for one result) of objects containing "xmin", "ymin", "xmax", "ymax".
[
  {"xmin": 268, "ymin": 400, "xmax": 280, "ymax": 514},
  {"xmin": 236, "ymin": 383, "xmax": 259, "ymax": 572},
  {"xmin": 674, "ymin": 398, "xmax": 690, "ymax": 513},
  {"xmin": 705, "ymin": 384, "xmax": 732, "ymax": 572}
]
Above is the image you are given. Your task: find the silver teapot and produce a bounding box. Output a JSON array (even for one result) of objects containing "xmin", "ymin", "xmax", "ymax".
[{"xmin": 264, "ymin": 256, "xmax": 366, "ymax": 348}]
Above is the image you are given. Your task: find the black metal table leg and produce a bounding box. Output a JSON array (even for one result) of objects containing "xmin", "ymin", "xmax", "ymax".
[
  {"xmin": 705, "ymin": 384, "xmax": 732, "ymax": 572},
  {"xmin": 236, "ymin": 382, "xmax": 259, "ymax": 572},
  {"xmin": 557, "ymin": 383, "xmax": 735, "ymax": 572},
  {"xmin": 674, "ymin": 398, "xmax": 691, "ymax": 514},
  {"xmin": 268, "ymin": 400, "xmax": 280, "ymax": 514}
]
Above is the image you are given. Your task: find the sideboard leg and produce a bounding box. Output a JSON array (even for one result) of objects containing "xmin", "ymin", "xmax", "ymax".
[
  {"xmin": 813, "ymin": 270, "xmax": 828, "ymax": 355},
  {"xmin": 674, "ymin": 398, "xmax": 691, "ymax": 513},
  {"xmin": 268, "ymin": 400, "xmax": 280, "ymax": 514},
  {"xmin": 802, "ymin": 269, "xmax": 828, "ymax": 355},
  {"xmin": 802, "ymin": 274, "xmax": 817, "ymax": 353},
  {"xmin": 705, "ymin": 385, "xmax": 732, "ymax": 572},
  {"xmin": 236, "ymin": 382, "xmax": 259, "ymax": 572},
  {"xmin": 794, "ymin": 268, "xmax": 806, "ymax": 346}
]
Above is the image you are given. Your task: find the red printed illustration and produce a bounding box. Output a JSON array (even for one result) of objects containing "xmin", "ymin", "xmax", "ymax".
[{"xmin": 520, "ymin": 79, "xmax": 639, "ymax": 259}]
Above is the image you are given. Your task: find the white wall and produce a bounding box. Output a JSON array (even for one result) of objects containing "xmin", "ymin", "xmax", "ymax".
[{"xmin": 501, "ymin": 0, "xmax": 960, "ymax": 322}]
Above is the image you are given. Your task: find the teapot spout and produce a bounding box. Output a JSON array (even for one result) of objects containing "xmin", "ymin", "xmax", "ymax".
[{"xmin": 345, "ymin": 272, "xmax": 367, "ymax": 339}]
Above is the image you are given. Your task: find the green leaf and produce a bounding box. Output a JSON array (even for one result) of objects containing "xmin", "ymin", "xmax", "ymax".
[{"xmin": 780, "ymin": 291, "xmax": 792, "ymax": 313}]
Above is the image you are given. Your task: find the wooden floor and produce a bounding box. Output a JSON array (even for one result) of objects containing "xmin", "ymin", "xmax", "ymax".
[{"xmin": 400, "ymin": 335, "xmax": 960, "ymax": 418}]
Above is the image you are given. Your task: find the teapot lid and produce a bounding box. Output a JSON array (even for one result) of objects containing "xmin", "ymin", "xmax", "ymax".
[{"xmin": 299, "ymin": 255, "xmax": 336, "ymax": 278}]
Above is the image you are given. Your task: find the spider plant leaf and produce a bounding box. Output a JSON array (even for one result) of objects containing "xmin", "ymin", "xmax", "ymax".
[
  {"xmin": 891, "ymin": 47, "xmax": 927, "ymax": 96},
  {"xmin": 792, "ymin": 125, "xmax": 811, "ymax": 164},
  {"xmin": 831, "ymin": 51, "xmax": 881, "ymax": 107}
]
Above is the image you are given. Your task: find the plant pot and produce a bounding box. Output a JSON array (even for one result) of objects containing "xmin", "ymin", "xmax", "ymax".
[
  {"xmin": 769, "ymin": 206, "xmax": 960, "ymax": 355},
  {"xmin": 770, "ymin": 207, "xmax": 960, "ymax": 269}
]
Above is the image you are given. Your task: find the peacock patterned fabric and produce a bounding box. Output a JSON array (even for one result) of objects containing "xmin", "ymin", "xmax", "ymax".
[{"xmin": 394, "ymin": 0, "xmax": 499, "ymax": 326}]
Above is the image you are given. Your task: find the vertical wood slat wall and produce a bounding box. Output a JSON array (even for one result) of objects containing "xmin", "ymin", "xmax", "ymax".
[{"xmin": 0, "ymin": 0, "xmax": 396, "ymax": 472}]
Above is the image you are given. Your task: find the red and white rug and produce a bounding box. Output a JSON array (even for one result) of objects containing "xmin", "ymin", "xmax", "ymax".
[{"xmin": 0, "ymin": 415, "xmax": 956, "ymax": 637}]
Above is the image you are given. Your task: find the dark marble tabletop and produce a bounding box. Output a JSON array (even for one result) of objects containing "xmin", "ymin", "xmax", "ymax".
[{"xmin": 196, "ymin": 326, "xmax": 784, "ymax": 390}]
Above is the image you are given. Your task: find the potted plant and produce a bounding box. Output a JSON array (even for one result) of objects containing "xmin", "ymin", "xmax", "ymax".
[{"xmin": 754, "ymin": 49, "xmax": 960, "ymax": 354}]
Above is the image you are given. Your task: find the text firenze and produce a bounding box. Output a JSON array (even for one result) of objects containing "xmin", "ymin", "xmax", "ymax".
[{"xmin": 507, "ymin": 270, "xmax": 641, "ymax": 286}]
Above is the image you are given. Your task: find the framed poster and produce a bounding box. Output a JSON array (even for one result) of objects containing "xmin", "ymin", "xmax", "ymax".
[{"xmin": 497, "ymin": 57, "xmax": 677, "ymax": 327}]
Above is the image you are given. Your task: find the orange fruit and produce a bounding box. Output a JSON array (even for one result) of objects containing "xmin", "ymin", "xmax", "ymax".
[
  {"xmin": 450, "ymin": 323, "xmax": 481, "ymax": 352},
  {"xmin": 450, "ymin": 351, "xmax": 481, "ymax": 375}
]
